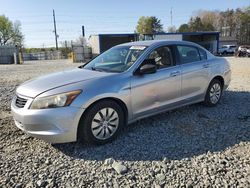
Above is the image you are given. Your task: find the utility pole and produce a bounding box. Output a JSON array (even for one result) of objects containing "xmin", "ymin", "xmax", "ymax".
[
  {"xmin": 53, "ymin": 9, "xmax": 58, "ymax": 50},
  {"xmin": 82, "ymin": 26, "xmax": 85, "ymax": 37}
]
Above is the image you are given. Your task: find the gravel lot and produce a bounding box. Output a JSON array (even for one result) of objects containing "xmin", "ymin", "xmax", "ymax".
[{"xmin": 0, "ymin": 58, "xmax": 250, "ymax": 187}]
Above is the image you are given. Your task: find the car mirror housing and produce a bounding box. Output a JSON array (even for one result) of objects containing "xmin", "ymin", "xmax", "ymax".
[{"xmin": 135, "ymin": 59, "xmax": 157, "ymax": 75}]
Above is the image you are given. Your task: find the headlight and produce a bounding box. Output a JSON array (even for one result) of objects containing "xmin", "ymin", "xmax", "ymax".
[{"xmin": 30, "ymin": 90, "xmax": 82, "ymax": 109}]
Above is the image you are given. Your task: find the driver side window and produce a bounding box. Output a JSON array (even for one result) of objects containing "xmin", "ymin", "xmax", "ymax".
[{"xmin": 146, "ymin": 46, "xmax": 174, "ymax": 69}]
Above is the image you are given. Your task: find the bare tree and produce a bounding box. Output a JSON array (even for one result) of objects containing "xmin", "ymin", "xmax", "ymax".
[{"xmin": 0, "ymin": 15, "xmax": 24, "ymax": 46}]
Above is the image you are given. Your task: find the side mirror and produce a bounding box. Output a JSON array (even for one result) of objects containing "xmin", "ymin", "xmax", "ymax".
[{"xmin": 135, "ymin": 59, "xmax": 157, "ymax": 75}]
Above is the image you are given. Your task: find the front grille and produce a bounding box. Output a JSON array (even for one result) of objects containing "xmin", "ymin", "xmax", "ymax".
[{"xmin": 15, "ymin": 96, "xmax": 28, "ymax": 108}]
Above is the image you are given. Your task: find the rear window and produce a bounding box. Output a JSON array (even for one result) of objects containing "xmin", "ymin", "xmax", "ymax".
[
  {"xmin": 198, "ymin": 48, "xmax": 207, "ymax": 60},
  {"xmin": 177, "ymin": 45, "xmax": 200, "ymax": 64}
]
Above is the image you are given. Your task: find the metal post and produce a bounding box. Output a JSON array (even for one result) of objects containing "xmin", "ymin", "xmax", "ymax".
[
  {"xmin": 82, "ymin": 26, "xmax": 85, "ymax": 37},
  {"xmin": 170, "ymin": 7, "xmax": 173, "ymax": 27}
]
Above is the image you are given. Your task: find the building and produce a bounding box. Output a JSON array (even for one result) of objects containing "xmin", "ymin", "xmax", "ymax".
[
  {"xmin": 219, "ymin": 36, "xmax": 238, "ymax": 47},
  {"xmin": 153, "ymin": 31, "xmax": 220, "ymax": 54},
  {"xmin": 88, "ymin": 32, "xmax": 220, "ymax": 56},
  {"xmin": 89, "ymin": 33, "xmax": 137, "ymax": 56}
]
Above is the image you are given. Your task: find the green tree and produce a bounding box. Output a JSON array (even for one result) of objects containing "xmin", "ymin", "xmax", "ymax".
[
  {"xmin": 136, "ymin": 16, "xmax": 163, "ymax": 34},
  {"xmin": 189, "ymin": 17, "xmax": 204, "ymax": 31},
  {"xmin": 0, "ymin": 15, "xmax": 24, "ymax": 46},
  {"xmin": 178, "ymin": 24, "xmax": 190, "ymax": 32}
]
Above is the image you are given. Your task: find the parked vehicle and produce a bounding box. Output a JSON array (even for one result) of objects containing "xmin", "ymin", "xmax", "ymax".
[
  {"xmin": 218, "ymin": 45, "xmax": 237, "ymax": 55},
  {"xmin": 11, "ymin": 40, "xmax": 231, "ymax": 144},
  {"xmin": 237, "ymin": 45, "xmax": 250, "ymax": 57},
  {"xmin": 247, "ymin": 48, "xmax": 250, "ymax": 57}
]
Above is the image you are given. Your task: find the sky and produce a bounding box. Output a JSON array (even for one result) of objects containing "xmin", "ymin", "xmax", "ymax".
[{"xmin": 0, "ymin": 0, "xmax": 249, "ymax": 48}]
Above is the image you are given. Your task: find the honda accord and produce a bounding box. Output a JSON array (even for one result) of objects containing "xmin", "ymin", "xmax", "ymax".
[{"xmin": 11, "ymin": 40, "xmax": 231, "ymax": 144}]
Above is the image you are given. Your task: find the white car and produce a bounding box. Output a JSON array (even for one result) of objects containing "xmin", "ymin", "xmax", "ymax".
[{"xmin": 219, "ymin": 45, "xmax": 237, "ymax": 55}]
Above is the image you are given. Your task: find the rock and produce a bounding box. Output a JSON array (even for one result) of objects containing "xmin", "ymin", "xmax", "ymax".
[
  {"xmin": 186, "ymin": 180, "xmax": 193, "ymax": 188},
  {"xmin": 1, "ymin": 59, "xmax": 250, "ymax": 188},
  {"xmin": 45, "ymin": 159, "xmax": 51, "ymax": 165},
  {"xmin": 36, "ymin": 180, "xmax": 47, "ymax": 187},
  {"xmin": 197, "ymin": 113, "xmax": 210, "ymax": 119},
  {"xmin": 154, "ymin": 184, "xmax": 162, "ymax": 188},
  {"xmin": 104, "ymin": 158, "xmax": 115, "ymax": 165},
  {"xmin": 112, "ymin": 162, "xmax": 128, "ymax": 174},
  {"xmin": 15, "ymin": 183, "xmax": 22, "ymax": 188},
  {"xmin": 25, "ymin": 182, "xmax": 34, "ymax": 188},
  {"xmin": 156, "ymin": 173, "xmax": 165, "ymax": 182}
]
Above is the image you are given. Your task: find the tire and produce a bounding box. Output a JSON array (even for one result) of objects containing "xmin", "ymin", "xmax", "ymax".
[
  {"xmin": 78, "ymin": 100, "xmax": 125, "ymax": 145},
  {"xmin": 222, "ymin": 51, "xmax": 227, "ymax": 56},
  {"xmin": 204, "ymin": 79, "xmax": 222, "ymax": 107}
]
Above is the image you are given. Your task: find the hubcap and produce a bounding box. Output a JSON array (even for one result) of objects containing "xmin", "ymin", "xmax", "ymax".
[
  {"xmin": 91, "ymin": 108, "xmax": 119, "ymax": 140},
  {"xmin": 209, "ymin": 83, "xmax": 221, "ymax": 104}
]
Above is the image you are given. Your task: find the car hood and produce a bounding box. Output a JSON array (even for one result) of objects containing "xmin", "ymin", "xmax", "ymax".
[{"xmin": 16, "ymin": 68, "xmax": 111, "ymax": 98}]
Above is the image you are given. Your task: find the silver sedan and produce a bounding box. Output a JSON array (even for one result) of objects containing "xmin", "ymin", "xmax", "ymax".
[{"xmin": 11, "ymin": 40, "xmax": 231, "ymax": 144}]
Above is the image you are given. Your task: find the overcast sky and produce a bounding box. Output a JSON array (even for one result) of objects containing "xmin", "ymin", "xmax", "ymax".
[{"xmin": 0, "ymin": 0, "xmax": 249, "ymax": 48}]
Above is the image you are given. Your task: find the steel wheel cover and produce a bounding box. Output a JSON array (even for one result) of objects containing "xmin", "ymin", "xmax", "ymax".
[
  {"xmin": 91, "ymin": 107, "xmax": 119, "ymax": 140},
  {"xmin": 209, "ymin": 83, "xmax": 221, "ymax": 104}
]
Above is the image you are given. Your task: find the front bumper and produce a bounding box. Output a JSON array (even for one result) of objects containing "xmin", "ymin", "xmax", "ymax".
[{"xmin": 11, "ymin": 95, "xmax": 85, "ymax": 143}]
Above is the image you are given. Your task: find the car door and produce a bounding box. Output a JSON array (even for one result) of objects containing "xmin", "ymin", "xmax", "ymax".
[
  {"xmin": 130, "ymin": 45, "xmax": 182, "ymax": 119},
  {"xmin": 176, "ymin": 45, "xmax": 210, "ymax": 101}
]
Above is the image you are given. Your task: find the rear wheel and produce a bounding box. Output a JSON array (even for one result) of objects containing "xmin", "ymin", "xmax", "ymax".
[
  {"xmin": 78, "ymin": 100, "xmax": 125, "ymax": 145},
  {"xmin": 204, "ymin": 79, "xmax": 222, "ymax": 107}
]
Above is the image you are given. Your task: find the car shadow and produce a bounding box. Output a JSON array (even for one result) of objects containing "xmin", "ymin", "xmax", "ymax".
[{"xmin": 54, "ymin": 90, "xmax": 250, "ymax": 161}]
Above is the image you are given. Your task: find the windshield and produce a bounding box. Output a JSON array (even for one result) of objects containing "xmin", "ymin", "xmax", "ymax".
[{"xmin": 83, "ymin": 45, "xmax": 147, "ymax": 73}]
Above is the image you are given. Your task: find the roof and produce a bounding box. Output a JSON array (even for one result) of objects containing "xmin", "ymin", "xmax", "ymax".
[
  {"xmin": 118, "ymin": 40, "xmax": 202, "ymax": 47},
  {"xmin": 90, "ymin": 33, "xmax": 137, "ymax": 37},
  {"xmin": 155, "ymin": 31, "xmax": 220, "ymax": 35}
]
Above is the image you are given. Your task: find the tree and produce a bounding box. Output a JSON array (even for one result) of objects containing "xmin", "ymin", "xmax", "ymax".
[
  {"xmin": 167, "ymin": 26, "xmax": 176, "ymax": 32},
  {"xmin": 177, "ymin": 6, "xmax": 250, "ymax": 44},
  {"xmin": 150, "ymin": 16, "xmax": 163, "ymax": 33},
  {"xmin": 189, "ymin": 17, "xmax": 204, "ymax": 31},
  {"xmin": 178, "ymin": 24, "xmax": 190, "ymax": 32},
  {"xmin": 194, "ymin": 10, "xmax": 220, "ymax": 30},
  {"xmin": 0, "ymin": 15, "xmax": 24, "ymax": 46},
  {"xmin": 136, "ymin": 16, "xmax": 163, "ymax": 34},
  {"xmin": 12, "ymin": 21, "xmax": 24, "ymax": 46}
]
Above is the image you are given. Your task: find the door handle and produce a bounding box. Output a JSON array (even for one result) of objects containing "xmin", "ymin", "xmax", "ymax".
[
  {"xmin": 203, "ymin": 64, "xmax": 209, "ymax": 68},
  {"xmin": 170, "ymin": 71, "xmax": 180, "ymax": 77}
]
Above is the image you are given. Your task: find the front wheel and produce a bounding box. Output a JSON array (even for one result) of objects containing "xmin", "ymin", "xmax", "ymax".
[
  {"xmin": 78, "ymin": 100, "xmax": 125, "ymax": 145},
  {"xmin": 204, "ymin": 79, "xmax": 222, "ymax": 107}
]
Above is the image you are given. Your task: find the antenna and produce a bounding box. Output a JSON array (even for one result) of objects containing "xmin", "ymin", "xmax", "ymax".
[{"xmin": 170, "ymin": 7, "xmax": 173, "ymax": 27}]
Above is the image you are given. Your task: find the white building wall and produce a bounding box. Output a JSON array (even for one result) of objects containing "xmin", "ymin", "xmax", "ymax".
[
  {"xmin": 89, "ymin": 35, "xmax": 100, "ymax": 55},
  {"xmin": 154, "ymin": 34, "xmax": 183, "ymax": 41}
]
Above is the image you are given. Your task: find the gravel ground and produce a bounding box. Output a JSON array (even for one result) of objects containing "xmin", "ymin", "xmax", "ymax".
[{"xmin": 0, "ymin": 58, "xmax": 250, "ymax": 187}]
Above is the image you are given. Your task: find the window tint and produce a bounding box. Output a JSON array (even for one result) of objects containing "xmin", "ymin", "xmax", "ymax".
[
  {"xmin": 177, "ymin": 46, "xmax": 200, "ymax": 64},
  {"xmin": 146, "ymin": 46, "xmax": 173, "ymax": 69},
  {"xmin": 198, "ymin": 48, "xmax": 207, "ymax": 60}
]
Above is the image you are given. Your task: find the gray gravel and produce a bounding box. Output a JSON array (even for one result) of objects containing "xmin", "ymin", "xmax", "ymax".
[{"xmin": 0, "ymin": 58, "xmax": 250, "ymax": 187}]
